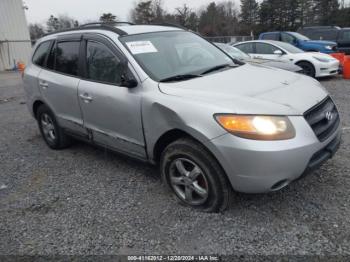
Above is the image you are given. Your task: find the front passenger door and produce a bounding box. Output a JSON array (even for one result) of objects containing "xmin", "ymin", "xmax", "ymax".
[
  {"xmin": 254, "ymin": 43, "xmax": 285, "ymax": 61},
  {"xmin": 78, "ymin": 35, "xmax": 146, "ymax": 159}
]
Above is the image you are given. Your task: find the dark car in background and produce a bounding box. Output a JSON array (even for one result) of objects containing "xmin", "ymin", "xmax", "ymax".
[
  {"xmin": 298, "ymin": 26, "xmax": 350, "ymax": 55},
  {"xmin": 259, "ymin": 31, "xmax": 337, "ymax": 54}
]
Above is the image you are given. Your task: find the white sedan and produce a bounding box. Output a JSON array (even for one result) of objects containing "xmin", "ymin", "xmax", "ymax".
[{"xmin": 233, "ymin": 40, "xmax": 340, "ymax": 78}]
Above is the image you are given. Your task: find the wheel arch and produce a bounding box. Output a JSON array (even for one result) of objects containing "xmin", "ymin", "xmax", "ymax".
[
  {"xmin": 152, "ymin": 128, "xmax": 222, "ymax": 168},
  {"xmin": 32, "ymin": 100, "xmax": 46, "ymax": 119},
  {"xmin": 295, "ymin": 60, "xmax": 316, "ymax": 75}
]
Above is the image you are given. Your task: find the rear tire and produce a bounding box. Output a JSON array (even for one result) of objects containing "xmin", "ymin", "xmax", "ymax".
[
  {"xmin": 160, "ymin": 138, "xmax": 233, "ymax": 213},
  {"xmin": 296, "ymin": 61, "xmax": 316, "ymax": 78},
  {"xmin": 36, "ymin": 104, "xmax": 71, "ymax": 150}
]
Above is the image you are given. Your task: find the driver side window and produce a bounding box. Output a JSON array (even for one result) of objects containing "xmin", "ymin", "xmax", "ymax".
[{"xmin": 86, "ymin": 41, "xmax": 123, "ymax": 85}]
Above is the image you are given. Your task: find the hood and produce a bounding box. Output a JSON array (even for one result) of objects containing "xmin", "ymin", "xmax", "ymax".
[
  {"xmin": 159, "ymin": 64, "xmax": 328, "ymax": 115},
  {"xmin": 304, "ymin": 40, "xmax": 337, "ymax": 46},
  {"xmin": 303, "ymin": 52, "xmax": 338, "ymax": 61}
]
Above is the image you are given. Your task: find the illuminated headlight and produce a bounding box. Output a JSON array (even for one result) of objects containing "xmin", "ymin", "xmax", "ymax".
[
  {"xmin": 215, "ymin": 115, "xmax": 296, "ymax": 140},
  {"xmin": 325, "ymin": 45, "xmax": 333, "ymax": 50}
]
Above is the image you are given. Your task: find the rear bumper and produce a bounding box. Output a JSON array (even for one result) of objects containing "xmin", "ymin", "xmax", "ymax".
[{"xmin": 205, "ymin": 116, "xmax": 342, "ymax": 193}]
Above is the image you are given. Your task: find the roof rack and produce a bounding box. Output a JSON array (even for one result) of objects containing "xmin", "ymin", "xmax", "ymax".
[
  {"xmin": 151, "ymin": 22, "xmax": 188, "ymax": 31},
  {"xmin": 80, "ymin": 21, "xmax": 135, "ymax": 27},
  {"xmin": 44, "ymin": 21, "xmax": 134, "ymax": 37}
]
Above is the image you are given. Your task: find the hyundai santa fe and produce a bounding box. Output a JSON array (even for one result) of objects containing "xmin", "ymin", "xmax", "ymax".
[{"xmin": 23, "ymin": 23, "xmax": 342, "ymax": 212}]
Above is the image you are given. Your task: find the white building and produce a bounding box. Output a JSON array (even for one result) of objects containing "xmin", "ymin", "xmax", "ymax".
[{"xmin": 0, "ymin": 0, "xmax": 32, "ymax": 71}]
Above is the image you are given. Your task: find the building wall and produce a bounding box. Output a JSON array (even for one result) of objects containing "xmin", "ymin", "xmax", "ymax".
[{"xmin": 0, "ymin": 0, "xmax": 32, "ymax": 71}]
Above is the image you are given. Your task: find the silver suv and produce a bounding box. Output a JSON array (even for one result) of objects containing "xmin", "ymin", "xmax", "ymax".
[{"xmin": 23, "ymin": 23, "xmax": 341, "ymax": 212}]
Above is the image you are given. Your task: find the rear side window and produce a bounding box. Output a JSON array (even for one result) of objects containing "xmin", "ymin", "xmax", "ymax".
[
  {"xmin": 32, "ymin": 41, "xmax": 52, "ymax": 67},
  {"xmin": 55, "ymin": 41, "xmax": 80, "ymax": 76},
  {"xmin": 235, "ymin": 43, "xmax": 255, "ymax": 54},
  {"xmin": 262, "ymin": 33, "xmax": 279, "ymax": 40},
  {"xmin": 86, "ymin": 41, "xmax": 122, "ymax": 85}
]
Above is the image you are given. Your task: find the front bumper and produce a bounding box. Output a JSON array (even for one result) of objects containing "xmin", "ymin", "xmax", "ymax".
[
  {"xmin": 205, "ymin": 116, "xmax": 342, "ymax": 193},
  {"xmin": 316, "ymin": 60, "xmax": 340, "ymax": 77}
]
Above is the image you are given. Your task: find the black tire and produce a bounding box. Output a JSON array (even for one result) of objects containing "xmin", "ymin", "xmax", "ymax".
[
  {"xmin": 296, "ymin": 61, "xmax": 316, "ymax": 78},
  {"xmin": 36, "ymin": 104, "xmax": 71, "ymax": 149},
  {"xmin": 160, "ymin": 138, "xmax": 233, "ymax": 213}
]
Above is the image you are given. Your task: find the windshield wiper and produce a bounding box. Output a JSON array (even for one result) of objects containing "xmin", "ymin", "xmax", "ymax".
[
  {"xmin": 201, "ymin": 64, "xmax": 236, "ymax": 75},
  {"xmin": 159, "ymin": 74, "xmax": 202, "ymax": 83}
]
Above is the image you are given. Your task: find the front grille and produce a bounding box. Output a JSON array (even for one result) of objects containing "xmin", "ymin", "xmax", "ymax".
[{"xmin": 304, "ymin": 97, "xmax": 340, "ymax": 142}]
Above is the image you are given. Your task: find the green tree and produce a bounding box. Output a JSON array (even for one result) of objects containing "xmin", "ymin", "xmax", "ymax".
[
  {"xmin": 131, "ymin": 0, "xmax": 155, "ymax": 24},
  {"xmin": 313, "ymin": 0, "xmax": 339, "ymax": 25},
  {"xmin": 99, "ymin": 13, "xmax": 117, "ymax": 23},
  {"xmin": 240, "ymin": 0, "xmax": 259, "ymax": 27}
]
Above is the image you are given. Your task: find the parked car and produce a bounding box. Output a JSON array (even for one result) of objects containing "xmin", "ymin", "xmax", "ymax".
[
  {"xmin": 298, "ymin": 26, "xmax": 350, "ymax": 55},
  {"xmin": 23, "ymin": 23, "xmax": 341, "ymax": 212},
  {"xmin": 214, "ymin": 42, "xmax": 303, "ymax": 74},
  {"xmin": 233, "ymin": 40, "xmax": 340, "ymax": 78},
  {"xmin": 259, "ymin": 31, "xmax": 337, "ymax": 54}
]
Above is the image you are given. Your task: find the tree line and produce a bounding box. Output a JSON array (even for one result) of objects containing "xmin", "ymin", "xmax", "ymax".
[{"xmin": 29, "ymin": 0, "xmax": 350, "ymax": 40}]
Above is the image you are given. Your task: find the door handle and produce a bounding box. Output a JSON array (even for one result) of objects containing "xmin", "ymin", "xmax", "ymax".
[
  {"xmin": 79, "ymin": 93, "xmax": 93, "ymax": 103},
  {"xmin": 39, "ymin": 81, "xmax": 49, "ymax": 89}
]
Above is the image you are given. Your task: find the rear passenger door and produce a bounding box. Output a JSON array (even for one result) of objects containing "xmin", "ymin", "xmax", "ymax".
[
  {"xmin": 38, "ymin": 34, "xmax": 86, "ymax": 135},
  {"xmin": 234, "ymin": 42, "xmax": 255, "ymax": 56},
  {"xmin": 77, "ymin": 34, "xmax": 146, "ymax": 159}
]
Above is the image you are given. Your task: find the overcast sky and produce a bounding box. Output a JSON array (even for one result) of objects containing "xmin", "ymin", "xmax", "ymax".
[{"xmin": 24, "ymin": 0, "xmax": 241, "ymax": 24}]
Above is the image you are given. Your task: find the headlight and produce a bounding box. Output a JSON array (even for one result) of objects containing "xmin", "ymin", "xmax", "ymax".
[
  {"xmin": 325, "ymin": 45, "xmax": 332, "ymax": 50},
  {"xmin": 313, "ymin": 56, "xmax": 331, "ymax": 63},
  {"xmin": 214, "ymin": 115, "xmax": 296, "ymax": 140}
]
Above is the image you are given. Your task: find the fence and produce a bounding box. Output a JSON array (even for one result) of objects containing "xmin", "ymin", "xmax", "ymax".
[{"xmin": 204, "ymin": 35, "xmax": 254, "ymax": 44}]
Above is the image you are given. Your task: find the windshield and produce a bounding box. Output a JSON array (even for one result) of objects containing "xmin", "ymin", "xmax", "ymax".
[
  {"xmin": 120, "ymin": 31, "xmax": 237, "ymax": 81},
  {"xmin": 215, "ymin": 43, "xmax": 250, "ymax": 60},
  {"xmin": 276, "ymin": 41, "xmax": 304, "ymax": 53},
  {"xmin": 288, "ymin": 32, "xmax": 310, "ymax": 41}
]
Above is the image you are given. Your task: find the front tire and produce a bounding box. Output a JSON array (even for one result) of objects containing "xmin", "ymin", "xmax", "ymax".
[
  {"xmin": 296, "ymin": 61, "xmax": 316, "ymax": 78},
  {"xmin": 160, "ymin": 138, "xmax": 233, "ymax": 212},
  {"xmin": 36, "ymin": 104, "xmax": 71, "ymax": 149}
]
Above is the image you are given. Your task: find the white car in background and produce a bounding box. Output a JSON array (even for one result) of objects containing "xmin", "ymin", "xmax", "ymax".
[
  {"xmin": 233, "ymin": 40, "xmax": 340, "ymax": 78},
  {"xmin": 214, "ymin": 42, "xmax": 303, "ymax": 74}
]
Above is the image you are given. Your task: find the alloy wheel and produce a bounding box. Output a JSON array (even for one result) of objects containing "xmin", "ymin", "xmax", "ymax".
[
  {"xmin": 169, "ymin": 158, "xmax": 209, "ymax": 206},
  {"xmin": 41, "ymin": 113, "xmax": 56, "ymax": 142}
]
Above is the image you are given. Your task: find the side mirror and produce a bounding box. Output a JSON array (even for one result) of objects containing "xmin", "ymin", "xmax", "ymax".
[
  {"xmin": 120, "ymin": 59, "xmax": 138, "ymax": 88},
  {"xmin": 274, "ymin": 50, "xmax": 283, "ymax": 55},
  {"xmin": 121, "ymin": 77, "xmax": 138, "ymax": 88}
]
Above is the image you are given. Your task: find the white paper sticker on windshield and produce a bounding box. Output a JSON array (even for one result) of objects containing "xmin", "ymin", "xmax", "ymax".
[{"xmin": 126, "ymin": 41, "xmax": 158, "ymax": 54}]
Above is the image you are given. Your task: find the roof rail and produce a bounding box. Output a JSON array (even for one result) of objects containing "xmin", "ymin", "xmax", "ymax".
[
  {"xmin": 151, "ymin": 22, "xmax": 188, "ymax": 31},
  {"xmin": 80, "ymin": 21, "xmax": 135, "ymax": 27},
  {"xmin": 44, "ymin": 23, "xmax": 129, "ymax": 37}
]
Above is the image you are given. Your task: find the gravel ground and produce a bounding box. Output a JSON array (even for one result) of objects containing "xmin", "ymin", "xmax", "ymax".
[{"xmin": 0, "ymin": 72, "xmax": 350, "ymax": 257}]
